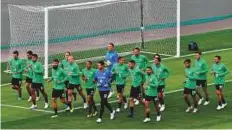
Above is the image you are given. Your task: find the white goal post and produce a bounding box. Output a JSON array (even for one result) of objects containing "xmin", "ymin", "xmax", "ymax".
[
  {"xmin": 8, "ymin": 0, "xmax": 180, "ymax": 79},
  {"xmin": 43, "ymin": 0, "xmax": 140, "ymax": 78}
]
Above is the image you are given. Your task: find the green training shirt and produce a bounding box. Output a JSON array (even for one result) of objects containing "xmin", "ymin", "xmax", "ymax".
[
  {"xmin": 151, "ymin": 63, "xmax": 169, "ymax": 86},
  {"xmin": 51, "ymin": 67, "xmax": 67, "ymax": 90},
  {"xmin": 25, "ymin": 58, "xmax": 33, "ymax": 78},
  {"xmin": 82, "ymin": 68, "xmax": 97, "ymax": 89},
  {"xmin": 31, "ymin": 61, "xmax": 44, "ymax": 84},
  {"xmin": 129, "ymin": 67, "xmax": 145, "ymax": 87},
  {"xmin": 184, "ymin": 67, "xmax": 196, "ymax": 89},
  {"xmin": 144, "ymin": 74, "xmax": 159, "ymax": 96},
  {"xmin": 195, "ymin": 58, "xmax": 208, "ymax": 80},
  {"xmin": 67, "ymin": 62, "xmax": 80, "ymax": 85},
  {"xmin": 131, "ymin": 55, "xmax": 148, "ymax": 71},
  {"xmin": 9, "ymin": 58, "xmax": 24, "ymax": 79},
  {"xmin": 211, "ymin": 62, "xmax": 229, "ymax": 85},
  {"xmin": 60, "ymin": 59, "xmax": 69, "ymax": 73},
  {"xmin": 112, "ymin": 63, "xmax": 129, "ymax": 85}
]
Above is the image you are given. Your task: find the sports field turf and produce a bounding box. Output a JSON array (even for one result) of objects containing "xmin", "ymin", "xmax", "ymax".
[{"xmin": 1, "ymin": 29, "xmax": 232, "ymax": 129}]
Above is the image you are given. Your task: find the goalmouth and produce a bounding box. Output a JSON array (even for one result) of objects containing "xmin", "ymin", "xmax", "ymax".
[{"xmin": 8, "ymin": 0, "xmax": 180, "ymax": 78}]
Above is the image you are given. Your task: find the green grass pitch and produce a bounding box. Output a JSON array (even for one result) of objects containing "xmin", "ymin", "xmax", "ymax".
[{"xmin": 1, "ymin": 29, "xmax": 232, "ymax": 129}]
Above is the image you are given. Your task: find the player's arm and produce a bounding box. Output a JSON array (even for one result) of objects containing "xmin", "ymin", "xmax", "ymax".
[
  {"xmin": 144, "ymin": 56, "xmax": 149, "ymax": 68},
  {"xmin": 17, "ymin": 60, "xmax": 24, "ymax": 73},
  {"xmin": 163, "ymin": 65, "xmax": 170, "ymax": 79},
  {"xmin": 124, "ymin": 66, "xmax": 130, "ymax": 78},
  {"xmin": 111, "ymin": 64, "xmax": 116, "ymax": 74},
  {"xmin": 60, "ymin": 69, "xmax": 68, "ymax": 83},
  {"xmin": 139, "ymin": 69, "xmax": 146, "ymax": 83},
  {"xmin": 113, "ymin": 53, "xmax": 119, "ymax": 64},
  {"xmin": 188, "ymin": 69, "xmax": 196, "ymax": 80},
  {"xmin": 33, "ymin": 63, "xmax": 43, "ymax": 75},
  {"xmin": 94, "ymin": 72, "xmax": 98, "ymax": 83},
  {"xmin": 210, "ymin": 64, "xmax": 216, "ymax": 75},
  {"xmin": 23, "ymin": 60, "xmax": 28, "ymax": 72},
  {"xmin": 149, "ymin": 76, "xmax": 159, "ymax": 88},
  {"xmin": 199, "ymin": 61, "xmax": 208, "ymax": 74},
  {"xmin": 81, "ymin": 70, "xmax": 87, "ymax": 81},
  {"xmin": 218, "ymin": 64, "xmax": 229, "ymax": 76},
  {"xmin": 92, "ymin": 69, "xmax": 97, "ymax": 84},
  {"xmin": 47, "ymin": 76, "xmax": 53, "ymax": 82},
  {"xmin": 108, "ymin": 71, "xmax": 113, "ymax": 83},
  {"xmin": 7, "ymin": 60, "xmax": 12, "ymax": 74}
]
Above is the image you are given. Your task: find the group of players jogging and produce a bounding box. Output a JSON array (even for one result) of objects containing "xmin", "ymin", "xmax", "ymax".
[{"xmin": 8, "ymin": 43, "xmax": 229, "ymax": 123}]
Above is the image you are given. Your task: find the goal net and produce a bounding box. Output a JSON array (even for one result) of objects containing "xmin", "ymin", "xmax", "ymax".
[{"xmin": 8, "ymin": 0, "xmax": 178, "ymax": 78}]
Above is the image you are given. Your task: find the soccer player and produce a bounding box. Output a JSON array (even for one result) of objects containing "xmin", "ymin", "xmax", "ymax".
[
  {"xmin": 95, "ymin": 61, "xmax": 115, "ymax": 123},
  {"xmin": 128, "ymin": 60, "xmax": 145, "ymax": 118},
  {"xmin": 47, "ymin": 59, "xmax": 70, "ymax": 118},
  {"xmin": 195, "ymin": 51, "xmax": 209, "ymax": 105},
  {"xmin": 82, "ymin": 61, "xmax": 98, "ymax": 117},
  {"xmin": 112, "ymin": 57, "xmax": 129, "ymax": 112},
  {"xmin": 24, "ymin": 51, "xmax": 40, "ymax": 102},
  {"xmin": 67, "ymin": 56, "xmax": 87, "ymax": 112},
  {"xmin": 30, "ymin": 54, "xmax": 49, "ymax": 109},
  {"xmin": 143, "ymin": 67, "xmax": 161, "ymax": 123},
  {"xmin": 131, "ymin": 47, "xmax": 149, "ymax": 71},
  {"xmin": 183, "ymin": 59, "xmax": 198, "ymax": 113},
  {"xmin": 211, "ymin": 56, "xmax": 229, "ymax": 110},
  {"xmin": 9, "ymin": 50, "xmax": 24, "ymax": 100},
  {"xmin": 105, "ymin": 43, "xmax": 119, "ymax": 98},
  {"xmin": 151, "ymin": 55, "xmax": 169, "ymax": 112},
  {"xmin": 131, "ymin": 47, "xmax": 148, "ymax": 105},
  {"xmin": 60, "ymin": 51, "xmax": 77, "ymax": 101},
  {"xmin": 24, "ymin": 50, "xmax": 33, "ymax": 101}
]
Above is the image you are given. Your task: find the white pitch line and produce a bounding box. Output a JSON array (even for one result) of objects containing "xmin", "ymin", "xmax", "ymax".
[
  {"xmin": 1, "ymin": 104, "xmax": 53, "ymax": 113},
  {"xmin": 3, "ymin": 79, "xmax": 230, "ymax": 114},
  {"xmin": 149, "ymin": 47, "xmax": 232, "ymax": 62},
  {"xmin": 0, "ymin": 83, "xmax": 11, "ymax": 87}
]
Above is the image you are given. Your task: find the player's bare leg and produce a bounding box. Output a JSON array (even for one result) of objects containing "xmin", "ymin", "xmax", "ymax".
[
  {"xmin": 158, "ymin": 91, "xmax": 165, "ymax": 111},
  {"xmin": 196, "ymin": 87, "xmax": 203, "ymax": 105},
  {"xmin": 116, "ymin": 92, "xmax": 123, "ymax": 112},
  {"xmin": 192, "ymin": 95, "xmax": 198, "ymax": 113},
  {"xmin": 51, "ymin": 98, "xmax": 58, "ymax": 118},
  {"xmin": 30, "ymin": 88, "xmax": 37, "ymax": 109},
  {"xmin": 77, "ymin": 89, "xmax": 87, "ymax": 108},
  {"xmin": 72, "ymin": 91, "xmax": 77, "ymax": 101},
  {"xmin": 154, "ymin": 99, "xmax": 161, "ymax": 121},
  {"xmin": 202, "ymin": 87, "xmax": 210, "ymax": 105},
  {"xmin": 12, "ymin": 83, "xmax": 22, "ymax": 100},
  {"xmin": 216, "ymin": 90, "xmax": 222, "ymax": 110},
  {"xmin": 87, "ymin": 95, "xmax": 92, "ymax": 117},
  {"xmin": 221, "ymin": 91, "xmax": 227, "ymax": 108},
  {"xmin": 51, "ymin": 97, "xmax": 68, "ymax": 118},
  {"xmin": 184, "ymin": 94, "xmax": 192, "ymax": 112},
  {"xmin": 67, "ymin": 89, "xmax": 74, "ymax": 112},
  {"xmin": 25, "ymin": 82, "xmax": 32, "ymax": 101},
  {"xmin": 36, "ymin": 89, "xmax": 40, "ymax": 101},
  {"xmin": 39, "ymin": 88, "xmax": 49, "ymax": 109},
  {"xmin": 143, "ymin": 100, "xmax": 151, "ymax": 122},
  {"xmin": 128, "ymin": 97, "xmax": 135, "ymax": 117}
]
